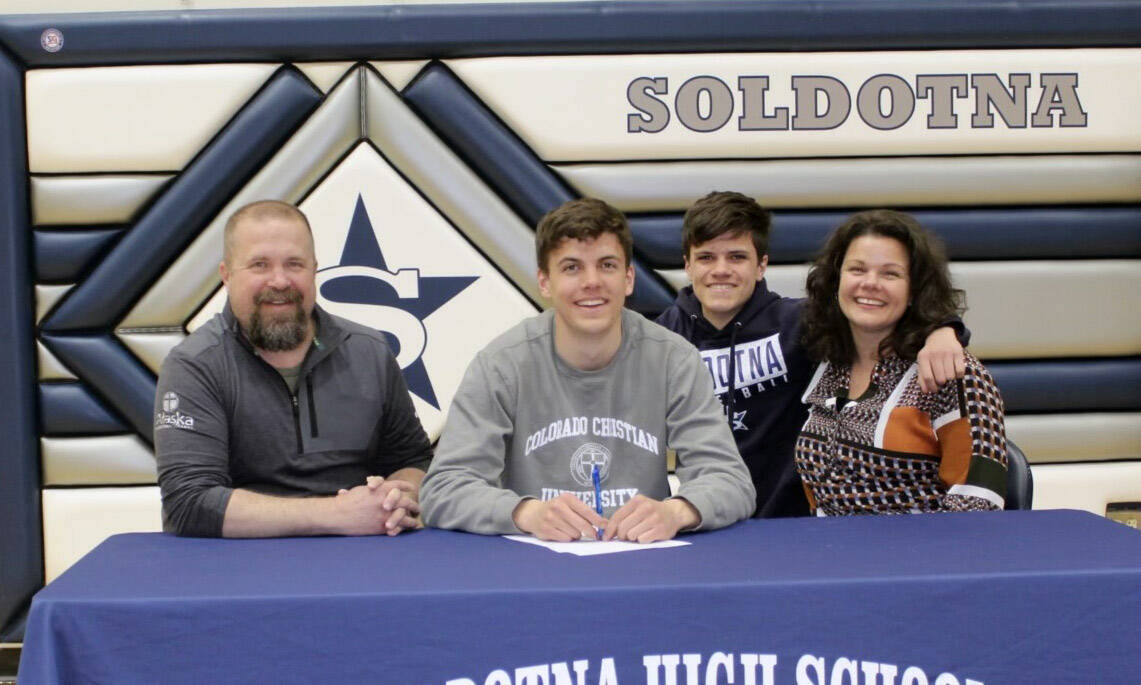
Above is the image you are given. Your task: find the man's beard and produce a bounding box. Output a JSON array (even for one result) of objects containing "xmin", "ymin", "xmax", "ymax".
[{"xmin": 248, "ymin": 289, "xmax": 308, "ymax": 352}]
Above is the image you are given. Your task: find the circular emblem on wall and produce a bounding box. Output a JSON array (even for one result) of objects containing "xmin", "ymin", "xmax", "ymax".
[
  {"xmin": 162, "ymin": 392, "xmax": 179, "ymax": 413},
  {"xmin": 40, "ymin": 28, "xmax": 64, "ymax": 53},
  {"xmin": 569, "ymin": 442, "xmax": 611, "ymax": 488}
]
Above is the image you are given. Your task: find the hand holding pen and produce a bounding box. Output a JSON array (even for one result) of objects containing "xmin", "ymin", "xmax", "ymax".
[{"xmin": 511, "ymin": 492, "xmax": 607, "ymax": 542}]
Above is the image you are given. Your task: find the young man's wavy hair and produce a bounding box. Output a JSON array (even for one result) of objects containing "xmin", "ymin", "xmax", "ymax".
[
  {"xmin": 682, "ymin": 191, "xmax": 771, "ymax": 259},
  {"xmin": 801, "ymin": 209, "xmax": 964, "ymax": 365},
  {"xmin": 535, "ymin": 198, "xmax": 633, "ymax": 272}
]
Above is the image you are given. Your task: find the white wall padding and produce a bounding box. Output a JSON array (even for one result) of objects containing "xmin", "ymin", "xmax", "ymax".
[
  {"xmin": 116, "ymin": 332, "xmax": 187, "ymax": 375},
  {"xmin": 41, "ymin": 435, "xmax": 157, "ymax": 486},
  {"xmin": 370, "ymin": 60, "xmax": 429, "ymax": 91},
  {"xmin": 31, "ymin": 174, "xmax": 171, "ymax": 225},
  {"xmin": 187, "ymin": 287, "xmax": 227, "ymax": 333},
  {"xmin": 27, "ymin": 64, "xmax": 276, "ymax": 173},
  {"xmin": 956, "ymin": 260, "xmax": 1141, "ymax": 358},
  {"xmin": 1007, "ymin": 413, "xmax": 1141, "ymax": 464},
  {"xmin": 556, "ymin": 155, "xmax": 1141, "ymax": 212},
  {"xmin": 1032, "ymin": 462, "xmax": 1141, "ymax": 515},
  {"xmin": 295, "ymin": 61, "xmax": 355, "ymax": 93},
  {"xmin": 37, "ymin": 341, "xmax": 76, "ymax": 380},
  {"xmin": 663, "ymin": 260, "xmax": 1141, "ymax": 360},
  {"xmin": 41, "ymin": 486, "xmax": 162, "ymax": 583},
  {"xmin": 450, "ymin": 49, "xmax": 1141, "ymax": 161},
  {"xmin": 34, "ymin": 284, "xmax": 72, "ymax": 324}
]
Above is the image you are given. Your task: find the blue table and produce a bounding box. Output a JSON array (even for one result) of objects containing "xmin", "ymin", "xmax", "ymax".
[{"xmin": 19, "ymin": 510, "xmax": 1141, "ymax": 684}]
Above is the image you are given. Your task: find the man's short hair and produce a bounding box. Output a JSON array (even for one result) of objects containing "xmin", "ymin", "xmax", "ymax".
[
  {"xmin": 535, "ymin": 198, "xmax": 633, "ymax": 272},
  {"xmin": 223, "ymin": 200, "xmax": 313, "ymax": 265},
  {"xmin": 682, "ymin": 191, "xmax": 772, "ymax": 259}
]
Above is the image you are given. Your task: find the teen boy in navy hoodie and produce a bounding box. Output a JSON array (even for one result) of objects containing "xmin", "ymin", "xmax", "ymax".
[{"xmin": 656, "ymin": 191, "xmax": 967, "ymax": 518}]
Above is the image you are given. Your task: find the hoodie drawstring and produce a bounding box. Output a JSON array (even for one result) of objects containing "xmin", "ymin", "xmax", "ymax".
[{"xmin": 726, "ymin": 321, "xmax": 742, "ymax": 428}]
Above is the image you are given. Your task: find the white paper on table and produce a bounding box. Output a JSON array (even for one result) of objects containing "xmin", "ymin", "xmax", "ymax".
[{"xmin": 503, "ymin": 535, "xmax": 690, "ymax": 556}]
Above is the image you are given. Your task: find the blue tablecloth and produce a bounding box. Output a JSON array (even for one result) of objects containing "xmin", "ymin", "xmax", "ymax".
[{"xmin": 19, "ymin": 510, "xmax": 1141, "ymax": 684}]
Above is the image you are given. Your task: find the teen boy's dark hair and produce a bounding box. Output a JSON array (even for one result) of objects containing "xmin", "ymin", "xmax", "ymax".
[{"xmin": 682, "ymin": 191, "xmax": 771, "ymax": 259}]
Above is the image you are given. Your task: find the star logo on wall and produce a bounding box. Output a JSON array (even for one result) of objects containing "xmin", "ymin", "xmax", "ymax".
[{"xmin": 317, "ymin": 195, "xmax": 477, "ymax": 409}]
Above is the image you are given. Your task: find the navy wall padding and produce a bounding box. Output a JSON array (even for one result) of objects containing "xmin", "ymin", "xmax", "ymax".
[
  {"xmin": 0, "ymin": 51, "xmax": 42, "ymax": 636},
  {"xmin": 631, "ymin": 206, "xmax": 1141, "ymax": 269},
  {"xmin": 40, "ymin": 67, "xmax": 321, "ymax": 333},
  {"xmin": 629, "ymin": 215, "xmax": 689, "ymax": 269},
  {"xmin": 403, "ymin": 62, "xmax": 674, "ymax": 316},
  {"xmin": 989, "ymin": 358, "xmax": 1141, "ymax": 414},
  {"xmin": 918, "ymin": 207, "xmax": 1141, "ymax": 262},
  {"xmin": 40, "ymin": 334, "xmax": 158, "ymax": 444},
  {"xmin": 34, "ymin": 227, "xmax": 125, "ymax": 284},
  {"xmin": 2, "ymin": 1, "xmax": 1140, "ymax": 66},
  {"xmin": 624, "ymin": 261, "xmax": 680, "ymax": 317},
  {"xmin": 39, "ymin": 382, "xmax": 130, "ymax": 436}
]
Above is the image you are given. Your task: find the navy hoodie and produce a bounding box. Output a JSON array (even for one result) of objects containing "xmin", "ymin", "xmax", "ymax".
[{"xmin": 656, "ymin": 280, "xmax": 812, "ymax": 518}]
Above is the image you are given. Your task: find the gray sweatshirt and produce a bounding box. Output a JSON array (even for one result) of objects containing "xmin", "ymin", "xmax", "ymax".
[{"xmin": 421, "ymin": 309, "xmax": 756, "ymax": 534}]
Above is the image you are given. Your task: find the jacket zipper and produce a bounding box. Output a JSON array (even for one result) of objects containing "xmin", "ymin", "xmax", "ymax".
[
  {"xmin": 238, "ymin": 320, "xmax": 318, "ymax": 454},
  {"xmin": 306, "ymin": 376, "xmax": 319, "ymax": 438},
  {"xmin": 725, "ymin": 321, "xmax": 742, "ymax": 428},
  {"xmin": 291, "ymin": 393, "xmax": 303, "ymax": 453},
  {"xmin": 268, "ymin": 370, "xmax": 303, "ymax": 454}
]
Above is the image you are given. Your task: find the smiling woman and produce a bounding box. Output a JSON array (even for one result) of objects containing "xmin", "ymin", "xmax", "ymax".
[
  {"xmin": 795, "ymin": 210, "xmax": 1008, "ymax": 515},
  {"xmin": 836, "ymin": 234, "xmax": 911, "ymax": 359}
]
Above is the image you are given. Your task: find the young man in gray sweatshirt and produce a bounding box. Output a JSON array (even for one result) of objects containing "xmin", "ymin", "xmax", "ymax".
[{"xmin": 421, "ymin": 198, "xmax": 755, "ymax": 542}]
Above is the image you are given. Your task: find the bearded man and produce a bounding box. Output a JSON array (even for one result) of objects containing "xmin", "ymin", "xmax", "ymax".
[{"xmin": 153, "ymin": 200, "xmax": 432, "ymax": 538}]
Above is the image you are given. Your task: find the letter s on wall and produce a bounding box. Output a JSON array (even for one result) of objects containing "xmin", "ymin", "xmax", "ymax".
[{"xmin": 627, "ymin": 76, "xmax": 670, "ymax": 133}]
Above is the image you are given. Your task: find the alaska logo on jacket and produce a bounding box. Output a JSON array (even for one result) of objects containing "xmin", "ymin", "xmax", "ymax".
[{"xmin": 154, "ymin": 392, "xmax": 196, "ymax": 431}]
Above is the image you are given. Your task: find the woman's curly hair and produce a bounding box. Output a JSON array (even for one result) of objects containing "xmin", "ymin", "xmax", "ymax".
[{"xmin": 801, "ymin": 209, "xmax": 965, "ymax": 365}]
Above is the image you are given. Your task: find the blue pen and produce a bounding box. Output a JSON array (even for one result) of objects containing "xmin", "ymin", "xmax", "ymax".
[{"xmin": 592, "ymin": 464, "xmax": 604, "ymax": 540}]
